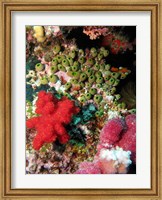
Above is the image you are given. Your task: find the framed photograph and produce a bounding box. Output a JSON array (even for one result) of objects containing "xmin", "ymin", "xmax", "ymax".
[{"xmin": 0, "ymin": 0, "xmax": 161, "ymax": 199}]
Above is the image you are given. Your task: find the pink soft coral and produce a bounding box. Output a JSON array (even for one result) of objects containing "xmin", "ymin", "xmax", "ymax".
[
  {"xmin": 117, "ymin": 114, "xmax": 136, "ymax": 163},
  {"xmin": 100, "ymin": 118, "xmax": 124, "ymax": 145},
  {"xmin": 75, "ymin": 162, "xmax": 101, "ymax": 174},
  {"xmin": 75, "ymin": 114, "xmax": 136, "ymax": 174},
  {"xmin": 97, "ymin": 158, "xmax": 129, "ymax": 174},
  {"xmin": 100, "ymin": 115, "xmax": 136, "ymax": 163},
  {"xmin": 26, "ymin": 91, "xmax": 80, "ymax": 150},
  {"xmin": 83, "ymin": 26, "xmax": 109, "ymax": 40}
]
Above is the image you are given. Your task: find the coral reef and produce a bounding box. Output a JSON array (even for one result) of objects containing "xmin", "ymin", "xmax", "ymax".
[
  {"xmin": 26, "ymin": 26, "xmax": 136, "ymax": 174},
  {"xmin": 75, "ymin": 146, "xmax": 132, "ymax": 174},
  {"xmin": 26, "ymin": 42, "xmax": 131, "ymax": 115}
]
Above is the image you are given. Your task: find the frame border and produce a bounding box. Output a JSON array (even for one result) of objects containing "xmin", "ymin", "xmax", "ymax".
[{"xmin": 0, "ymin": 0, "xmax": 161, "ymax": 199}]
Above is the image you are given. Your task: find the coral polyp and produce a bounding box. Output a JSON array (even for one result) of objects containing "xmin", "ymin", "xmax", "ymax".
[{"xmin": 26, "ymin": 26, "xmax": 136, "ymax": 174}]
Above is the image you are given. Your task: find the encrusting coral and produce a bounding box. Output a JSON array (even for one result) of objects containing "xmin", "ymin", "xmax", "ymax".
[{"xmin": 26, "ymin": 91, "xmax": 80, "ymax": 150}]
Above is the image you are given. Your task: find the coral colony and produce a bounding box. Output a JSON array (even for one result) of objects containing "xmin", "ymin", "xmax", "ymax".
[{"xmin": 26, "ymin": 26, "xmax": 136, "ymax": 174}]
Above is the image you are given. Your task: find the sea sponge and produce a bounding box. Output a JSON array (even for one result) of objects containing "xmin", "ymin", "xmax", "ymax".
[
  {"xmin": 33, "ymin": 26, "xmax": 46, "ymax": 43},
  {"xmin": 26, "ymin": 91, "xmax": 80, "ymax": 150}
]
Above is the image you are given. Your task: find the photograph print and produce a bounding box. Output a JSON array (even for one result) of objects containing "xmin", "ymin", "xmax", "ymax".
[{"xmin": 26, "ymin": 26, "xmax": 136, "ymax": 174}]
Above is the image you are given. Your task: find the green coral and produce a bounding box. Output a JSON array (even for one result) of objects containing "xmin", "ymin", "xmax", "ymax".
[
  {"xmin": 26, "ymin": 56, "xmax": 40, "ymax": 73},
  {"xmin": 53, "ymin": 44, "xmax": 61, "ymax": 54},
  {"xmin": 72, "ymin": 103, "xmax": 96, "ymax": 125},
  {"xmin": 68, "ymin": 127, "xmax": 85, "ymax": 146},
  {"xmin": 26, "ymin": 84, "xmax": 34, "ymax": 102},
  {"xmin": 66, "ymin": 104, "xmax": 97, "ymax": 146}
]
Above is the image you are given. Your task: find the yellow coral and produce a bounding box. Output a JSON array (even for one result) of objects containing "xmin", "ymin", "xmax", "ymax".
[{"xmin": 33, "ymin": 26, "xmax": 46, "ymax": 43}]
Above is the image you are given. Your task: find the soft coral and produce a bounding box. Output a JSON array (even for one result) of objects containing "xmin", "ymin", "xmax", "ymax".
[
  {"xmin": 117, "ymin": 114, "xmax": 136, "ymax": 163},
  {"xmin": 26, "ymin": 91, "xmax": 80, "ymax": 150},
  {"xmin": 75, "ymin": 115, "xmax": 136, "ymax": 174},
  {"xmin": 99, "ymin": 114, "xmax": 136, "ymax": 163}
]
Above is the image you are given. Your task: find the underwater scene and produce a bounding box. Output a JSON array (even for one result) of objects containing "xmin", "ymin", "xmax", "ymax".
[{"xmin": 26, "ymin": 26, "xmax": 136, "ymax": 174}]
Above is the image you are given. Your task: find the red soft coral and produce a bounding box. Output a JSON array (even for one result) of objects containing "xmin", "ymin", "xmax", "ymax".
[{"xmin": 26, "ymin": 91, "xmax": 80, "ymax": 150}]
